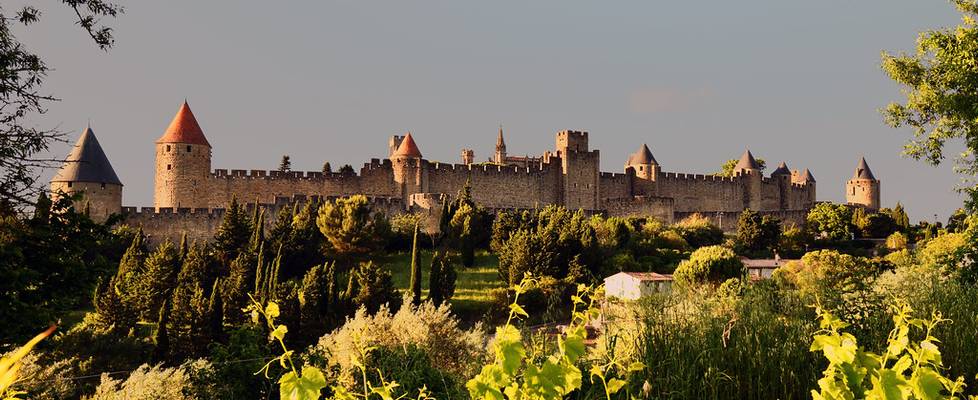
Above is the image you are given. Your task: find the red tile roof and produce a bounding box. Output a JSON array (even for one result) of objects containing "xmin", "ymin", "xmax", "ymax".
[
  {"xmin": 394, "ymin": 132, "xmax": 422, "ymax": 157},
  {"xmin": 157, "ymin": 101, "xmax": 210, "ymax": 146}
]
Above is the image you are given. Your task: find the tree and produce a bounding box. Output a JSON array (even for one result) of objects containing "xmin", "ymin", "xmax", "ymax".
[
  {"xmin": 408, "ymin": 222, "xmax": 422, "ymax": 305},
  {"xmin": 715, "ymin": 158, "xmax": 767, "ymax": 177},
  {"xmin": 278, "ymin": 155, "xmax": 292, "ymax": 172},
  {"xmin": 322, "ymin": 162, "xmax": 332, "ymax": 174},
  {"xmin": 673, "ymin": 246, "xmax": 744, "ymax": 286},
  {"xmin": 152, "ymin": 298, "xmax": 171, "ymax": 363},
  {"xmin": 317, "ymin": 195, "xmax": 385, "ymax": 263},
  {"xmin": 338, "ymin": 164, "xmax": 355, "ymax": 176},
  {"xmin": 205, "ymin": 279, "xmax": 224, "ymax": 343},
  {"xmin": 806, "ymin": 203, "xmax": 854, "ymax": 241},
  {"xmin": 428, "ymin": 251, "xmax": 457, "ymax": 306},
  {"xmin": 214, "ymin": 198, "xmax": 252, "ymax": 265},
  {"xmin": 135, "ymin": 240, "xmax": 181, "ymax": 320},
  {"xmin": 736, "ymin": 209, "xmax": 781, "ymax": 254},
  {"xmin": 0, "ymin": 1, "xmax": 121, "ymax": 207},
  {"xmin": 353, "ymin": 261, "xmax": 400, "ymax": 313},
  {"xmin": 450, "ymin": 202, "xmax": 477, "ymax": 267},
  {"xmin": 882, "ymin": 1, "xmax": 978, "ymax": 209},
  {"xmin": 92, "ymin": 275, "xmax": 137, "ymax": 332},
  {"xmin": 673, "ymin": 213, "xmax": 724, "ymax": 248}
]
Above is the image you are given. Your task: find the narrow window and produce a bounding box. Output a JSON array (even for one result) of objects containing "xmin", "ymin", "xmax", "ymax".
[
  {"xmin": 101, "ymin": 183, "xmax": 106, "ymax": 189},
  {"xmin": 67, "ymin": 182, "xmax": 72, "ymax": 188},
  {"xmin": 167, "ymin": 164, "xmax": 172, "ymax": 170},
  {"xmin": 166, "ymin": 145, "xmax": 171, "ymax": 152},
  {"xmin": 187, "ymin": 145, "xmax": 192, "ymax": 152}
]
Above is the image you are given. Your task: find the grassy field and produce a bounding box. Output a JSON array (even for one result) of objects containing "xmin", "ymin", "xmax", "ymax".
[{"xmin": 380, "ymin": 250, "xmax": 504, "ymax": 322}]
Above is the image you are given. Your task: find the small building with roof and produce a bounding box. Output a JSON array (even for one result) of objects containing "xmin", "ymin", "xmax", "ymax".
[{"xmin": 604, "ymin": 272, "xmax": 673, "ymax": 300}]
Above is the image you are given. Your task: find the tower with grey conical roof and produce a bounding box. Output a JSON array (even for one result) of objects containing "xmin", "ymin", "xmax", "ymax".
[
  {"xmin": 50, "ymin": 126, "xmax": 123, "ymax": 221},
  {"xmin": 625, "ymin": 143, "xmax": 660, "ymax": 181},
  {"xmin": 846, "ymin": 157, "xmax": 880, "ymax": 211}
]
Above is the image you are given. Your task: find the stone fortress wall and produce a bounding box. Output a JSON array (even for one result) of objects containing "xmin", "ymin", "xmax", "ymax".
[{"xmin": 53, "ymin": 102, "xmax": 859, "ymax": 245}]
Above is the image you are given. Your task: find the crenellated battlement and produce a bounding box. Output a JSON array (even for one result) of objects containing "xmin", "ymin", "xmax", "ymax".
[
  {"xmin": 660, "ymin": 172, "xmax": 736, "ymax": 183},
  {"xmin": 211, "ymin": 168, "xmax": 362, "ymax": 180},
  {"xmin": 427, "ymin": 160, "xmax": 555, "ymax": 175}
]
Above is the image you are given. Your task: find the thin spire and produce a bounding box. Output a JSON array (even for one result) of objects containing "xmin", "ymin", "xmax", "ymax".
[{"xmin": 496, "ymin": 125, "xmax": 506, "ymax": 149}]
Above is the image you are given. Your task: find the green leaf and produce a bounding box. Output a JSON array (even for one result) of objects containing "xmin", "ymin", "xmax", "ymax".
[
  {"xmin": 606, "ymin": 378, "xmax": 627, "ymax": 394},
  {"xmin": 910, "ymin": 368, "xmax": 945, "ymax": 400},
  {"xmin": 271, "ymin": 325, "xmax": 288, "ymax": 341},
  {"xmin": 509, "ymin": 303, "xmax": 529, "ymax": 318},
  {"xmin": 627, "ymin": 361, "xmax": 646, "ymax": 372},
  {"xmin": 265, "ymin": 302, "xmax": 280, "ymax": 319},
  {"xmin": 870, "ymin": 369, "xmax": 910, "ymax": 400},
  {"xmin": 281, "ymin": 366, "xmax": 327, "ymax": 400}
]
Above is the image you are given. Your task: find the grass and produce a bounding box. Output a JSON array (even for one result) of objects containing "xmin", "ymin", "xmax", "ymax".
[{"xmin": 380, "ymin": 249, "xmax": 504, "ymax": 323}]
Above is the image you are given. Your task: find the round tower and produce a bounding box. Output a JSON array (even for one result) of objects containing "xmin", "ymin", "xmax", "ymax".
[
  {"xmin": 846, "ymin": 157, "xmax": 880, "ymax": 211},
  {"xmin": 391, "ymin": 132, "xmax": 425, "ymax": 206},
  {"xmin": 154, "ymin": 101, "xmax": 212, "ymax": 209},
  {"xmin": 50, "ymin": 126, "xmax": 123, "ymax": 221},
  {"xmin": 734, "ymin": 149, "xmax": 763, "ymax": 210},
  {"xmin": 625, "ymin": 143, "xmax": 660, "ymax": 181}
]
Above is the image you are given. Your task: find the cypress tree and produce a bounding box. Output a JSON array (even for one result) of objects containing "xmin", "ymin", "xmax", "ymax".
[
  {"xmin": 325, "ymin": 261, "xmax": 338, "ymax": 319},
  {"xmin": 152, "ymin": 298, "xmax": 170, "ymax": 364},
  {"xmin": 214, "ymin": 197, "xmax": 252, "ymax": 264},
  {"xmin": 428, "ymin": 251, "xmax": 444, "ymax": 306},
  {"xmin": 207, "ymin": 279, "xmax": 224, "ymax": 343},
  {"xmin": 428, "ymin": 251, "xmax": 457, "ymax": 307},
  {"xmin": 136, "ymin": 239, "xmax": 180, "ymax": 320},
  {"xmin": 250, "ymin": 207, "xmax": 266, "ymax": 252},
  {"xmin": 322, "ymin": 162, "xmax": 332, "ymax": 174},
  {"xmin": 178, "ymin": 232, "xmax": 189, "ymax": 262},
  {"xmin": 253, "ymin": 242, "xmax": 265, "ymax": 295},
  {"xmin": 408, "ymin": 222, "xmax": 422, "ymax": 305}
]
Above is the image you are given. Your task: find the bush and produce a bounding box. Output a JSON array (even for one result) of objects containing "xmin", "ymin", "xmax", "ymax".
[
  {"xmin": 672, "ymin": 246, "xmax": 743, "ymax": 286},
  {"xmin": 89, "ymin": 360, "xmax": 215, "ymax": 400},
  {"xmin": 307, "ymin": 300, "xmax": 485, "ymax": 389},
  {"xmin": 673, "ymin": 214, "xmax": 724, "ymax": 248},
  {"xmin": 885, "ymin": 231, "xmax": 908, "ymax": 250}
]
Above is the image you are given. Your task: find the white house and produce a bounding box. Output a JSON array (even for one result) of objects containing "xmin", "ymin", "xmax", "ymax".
[{"xmin": 604, "ymin": 272, "xmax": 673, "ymax": 300}]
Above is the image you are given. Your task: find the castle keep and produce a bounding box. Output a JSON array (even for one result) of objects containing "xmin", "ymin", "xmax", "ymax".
[{"xmin": 51, "ymin": 101, "xmax": 880, "ymax": 243}]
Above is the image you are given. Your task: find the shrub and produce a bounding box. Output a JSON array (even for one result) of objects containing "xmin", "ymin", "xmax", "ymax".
[
  {"xmin": 307, "ymin": 300, "xmax": 485, "ymax": 388},
  {"xmin": 88, "ymin": 360, "xmax": 215, "ymax": 400},
  {"xmin": 672, "ymin": 246, "xmax": 743, "ymax": 286},
  {"xmin": 885, "ymin": 231, "xmax": 909, "ymax": 250},
  {"xmin": 673, "ymin": 213, "xmax": 724, "ymax": 248}
]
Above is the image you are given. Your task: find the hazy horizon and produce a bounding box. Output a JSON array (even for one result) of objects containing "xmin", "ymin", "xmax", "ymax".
[{"xmin": 14, "ymin": 1, "xmax": 968, "ymax": 221}]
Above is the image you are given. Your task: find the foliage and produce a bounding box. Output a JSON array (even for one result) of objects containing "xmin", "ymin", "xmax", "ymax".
[
  {"xmin": 672, "ymin": 213, "xmax": 724, "ymax": 248},
  {"xmin": 428, "ymin": 251, "xmax": 457, "ymax": 306},
  {"xmin": 887, "ymin": 231, "xmax": 910, "ymax": 251},
  {"xmin": 280, "ymin": 155, "xmax": 292, "ymax": 172},
  {"xmin": 89, "ymin": 360, "xmax": 215, "ymax": 400},
  {"xmin": 736, "ymin": 209, "xmax": 781, "ymax": 255},
  {"xmin": 468, "ymin": 278, "xmax": 606, "ymax": 400},
  {"xmin": 214, "ymin": 198, "xmax": 253, "ymax": 265},
  {"xmin": 881, "ymin": 0, "xmax": 978, "ymax": 209},
  {"xmin": 0, "ymin": 194, "xmax": 122, "ymax": 346},
  {"xmin": 775, "ymin": 250, "xmax": 885, "ymax": 330},
  {"xmin": 807, "ymin": 203, "xmax": 855, "ymax": 241},
  {"xmin": 810, "ymin": 303, "xmax": 969, "ymax": 399},
  {"xmin": 134, "ymin": 240, "xmax": 181, "ymax": 320},
  {"xmin": 408, "ymin": 223, "xmax": 422, "ymax": 305},
  {"xmin": 0, "ymin": 326, "xmax": 53, "ymax": 400},
  {"xmin": 494, "ymin": 206, "xmax": 599, "ymax": 285},
  {"xmin": 317, "ymin": 195, "xmax": 386, "ymax": 263},
  {"xmin": 673, "ymin": 246, "xmax": 744, "ymax": 286},
  {"xmin": 353, "ymin": 262, "xmax": 401, "ymax": 314},
  {"xmin": 0, "ymin": 0, "xmax": 120, "ymax": 207}
]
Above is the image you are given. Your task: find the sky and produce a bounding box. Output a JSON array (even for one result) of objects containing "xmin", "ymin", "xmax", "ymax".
[{"xmin": 13, "ymin": 0, "xmax": 968, "ymax": 221}]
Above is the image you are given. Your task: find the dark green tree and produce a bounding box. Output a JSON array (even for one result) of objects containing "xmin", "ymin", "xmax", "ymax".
[
  {"xmin": 135, "ymin": 239, "xmax": 181, "ymax": 320},
  {"xmin": 736, "ymin": 209, "xmax": 781, "ymax": 255},
  {"xmin": 152, "ymin": 298, "xmax": 171, "ymax": 364},
  {"xmin": 92, "ymin": 275, "xmax": 137, "ymax": 332},
  {"xmin": 338, "ymin": 164, "xmax": 355, "ymax": 176},
  {"xmin": 322, "ymin": 162, "xmax": 332, "ymax": 174},
  {"xmin": 279, "ymin": 155, "xmax": 292, "ymax": 172},
  {"xmin": 409, "ymin": 222, "xmax": 423, "ymax": 305},
  {"xmin": 214, "ymin": 197, "xmax": 252, "ymax": 265},
  {"xmin": 807, "ymin": 203, "xmax": 855, "ymax": 241},
  {"xmin": 354, "ymin": 261, "xmax": 400, "ymax": 313},
  {"xmin": 317, "ymin": 195, "xmax": 385, "ymax": 264},
  {"xmin": 673, "ymin": 246, "xmax": 744, "ymax": 286},
  {"xmin": 428, "ymin": 251, "xmax": 457, "ymax": 307},
  {"xmin": 206, "ymin": 279, "xmax": 225, "ymax": 344}
]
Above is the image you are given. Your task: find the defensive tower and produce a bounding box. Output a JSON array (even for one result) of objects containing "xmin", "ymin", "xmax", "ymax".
[
  {"xmin": 154, "ymin": 101, "xmax": 212, "ymax": 209},
  {"xmin": 555, "ymin": 130, "xmax": 600, "ymax": 210},
  {"xmin": 391, "ymin": 132, "xmax": 425, "ymax": 205},
  {"xmin": 625, "ymin": 143, "xmax": 660, "ymax": 181},
  {"xmin": 734, "ymin": 149, "xmax": 763, "ymax": 210},
  {"xmin": 50, "ymin": 126, "xmax": 123, "ymax": 221},
  {"xmin": 846, "ymin": 157, "xmax": 880, "ymax": 211}
]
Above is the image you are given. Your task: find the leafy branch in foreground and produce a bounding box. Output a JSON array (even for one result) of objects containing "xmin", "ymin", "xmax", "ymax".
[
  {"xmin": 810, "ymin": 303, "xmax": 974, "ymax": 400},
  {"xmin": 0, "ymin": 325, "xmax": 55, "ymax": 400}
]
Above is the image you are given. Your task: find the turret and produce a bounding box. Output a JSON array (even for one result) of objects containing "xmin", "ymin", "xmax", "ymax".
[
  {"xmin": 391, "ymin": 132, "xmax": 425, "ymax": 206},
  {"xmin": 50, "ymin": 126, "xmax": 123, "ymax": 221},
  {"xmin": 494, "ymin": 126, "xmax": 507, "ymax": 164},
  {"xmin": 154, "ymin": 101, "xmax": 212, "ymax": 209},
  {"xmin": 555, "ymin": 130, "xmax": 599, "ymax": 210},
  {"xmin": 846, "ymin": 157, "xmax": 880, "ymax": 211},
  {"xmin": 734, "ymin": 149, "xmax": 762, "ymax": 210},
  {"xmin": 461, "ymin": 148, "xmax": 474, "ymax": 165},
  {"xmin": 625, "ymin": 143, "xmax": 660, "ymax": 181},
  {"xmin": 771, "ymin": 161, "xmax": 791, "ymax": 210}
]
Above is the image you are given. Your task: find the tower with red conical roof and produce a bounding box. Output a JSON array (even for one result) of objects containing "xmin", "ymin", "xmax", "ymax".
[
  {"xmin": 390, "ymin": 132, "xmax": 426, "ymax": 203},
  {"xmin": 154, "ymin": 101, "xmax": 212, "ymax": 209}
]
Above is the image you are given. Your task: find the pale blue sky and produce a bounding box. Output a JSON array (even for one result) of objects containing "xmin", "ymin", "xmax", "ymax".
[{"xmin": 16, "ymin": 1, "xmax": 966, "ymax": 221}]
